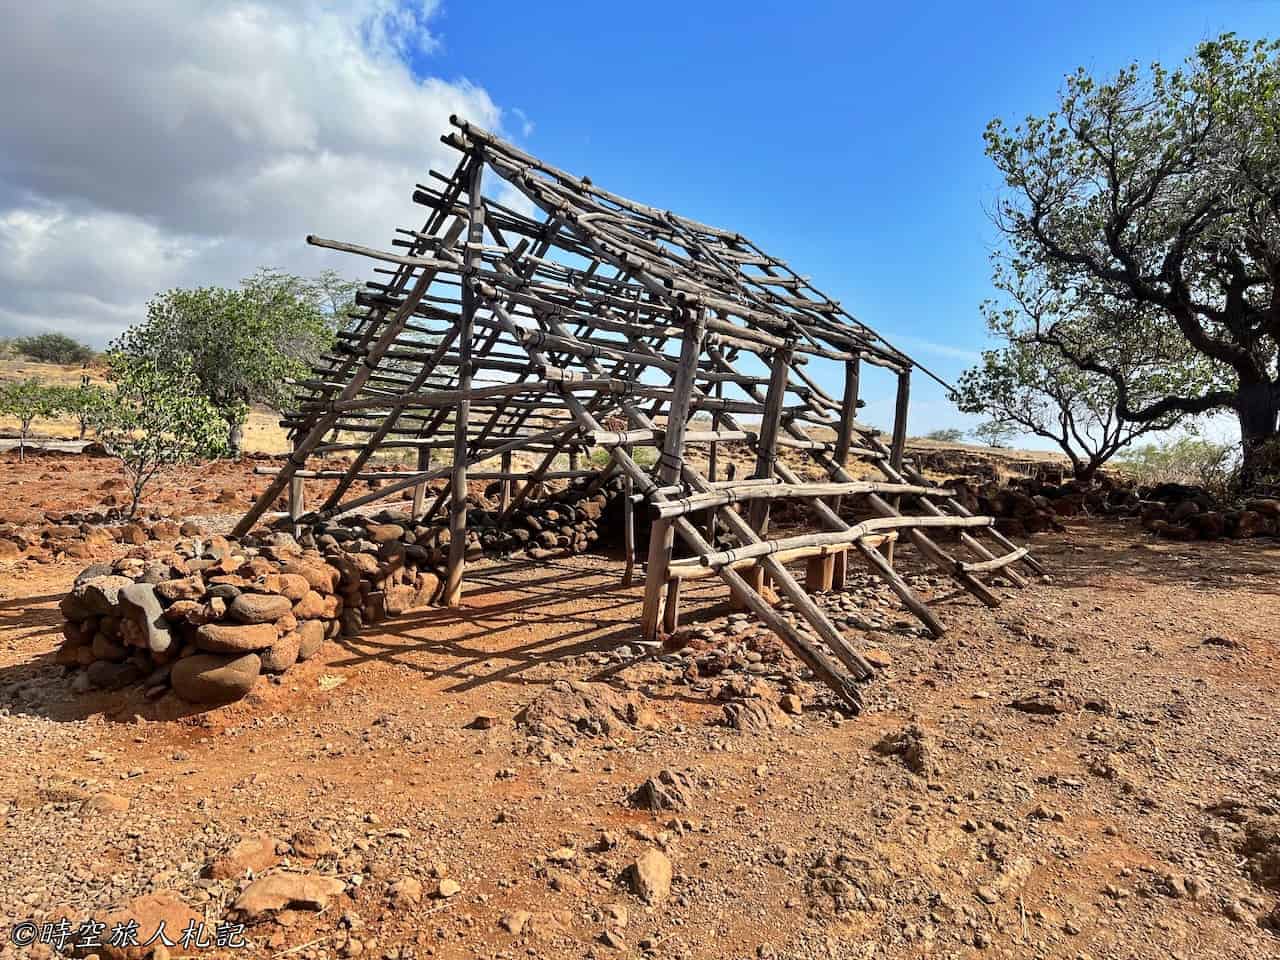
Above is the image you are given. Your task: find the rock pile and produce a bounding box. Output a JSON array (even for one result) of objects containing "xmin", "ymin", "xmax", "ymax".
[
  {"xmin": 53, "ymin": 478, "xmax": 629, "ymax": 705},
  {"xmin": 56, "ymin": 531, "xmax": 438, "ymax": 705},
  {"xmin": 0, "ymin": 513, "xmax": 204, "ymax": 563},
  {"xmin": 298, "ymin": 474, "xmax": 626, "ymax": 566},
  {"xmin": 941, "ymin": 475, "xmax": 1280, "ymax": 542},
  {"xmin": 1136, "ymin": 485, "xmax": 1280, "ymax": 541}
]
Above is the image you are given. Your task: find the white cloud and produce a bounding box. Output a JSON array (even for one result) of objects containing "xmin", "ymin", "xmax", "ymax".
[{"xmin": 0, "ymin": 0, "xmax": 509, "ymax": 344}]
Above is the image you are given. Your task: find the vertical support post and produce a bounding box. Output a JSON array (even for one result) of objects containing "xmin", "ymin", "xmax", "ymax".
[
  {"xmin": 890, "ymin": 368, "xmax": 910, "ymax": 471},
  {"xmin": 288, "ymin": 475, "xmax": 304, "ymax": 531},
  {"xmin": 662, "ymin": 578, "xmax": 681, "ymax": 634},
  {"xmin": 806, "ymin": 555, "xmax": 835, "ymax": 593},
  {"xmin": 569, "ymin": 450, "xmax": 580, "ymax": 472},
  {"xmin": 832, "ymin": 550, "xmax": 848, "ymax": 590},
  {"xmin": 622, "ymin": 444, "xmax": 636, "ymax": 586},
  {"xmin": 884, "ymin": 367, "xmax": 911, "ymax": 566},
  {"xmin": 499, "ymin": 451, "xmax": 512, "ymax": 513},
  {"xmin": 747, "ymin": 344, "xmax": 794, "ymax": 538},
  {"xmin": 830, "ymin": 356, "xmax": 861, "ymax": 513},
  {"xmin": 411, "ymin": 447, "xmax": 432, "ymax": 521},
  {"xmin": 706, "ymin": 379, "xmax": 721, "ymax": 542},
  {"xmin": 640, "ymin": 309, "xmax": 707, "ymax": 640},
  {"xmin": 444, "ymin": 151, "xmax": 484, "ymax": 607}
]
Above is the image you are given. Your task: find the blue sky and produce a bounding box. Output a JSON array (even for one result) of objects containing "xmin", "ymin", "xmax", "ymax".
[
  {"xmin": 3, "ymin": 1, "xmax": 1274, "ymax": 446},
  {"xmin": 407, "ymin": 0, "xmax": 1277, "ymax": 442}
]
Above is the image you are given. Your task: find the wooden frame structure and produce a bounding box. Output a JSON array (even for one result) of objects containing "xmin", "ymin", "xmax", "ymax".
[{"xmin": 235, "ymin": 116, "xmax": 1042, "ymax": 710}]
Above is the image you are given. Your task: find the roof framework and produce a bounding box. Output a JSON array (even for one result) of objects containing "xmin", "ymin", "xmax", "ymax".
[{"xmin": 236, "ymin": 116, "xmax": 1042, "ymax": 710}]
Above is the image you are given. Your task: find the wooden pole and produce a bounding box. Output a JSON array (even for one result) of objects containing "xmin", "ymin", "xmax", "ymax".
[
  {"xmin": 747, "ymin": 344, "xmax": 793, "ymax": 538},
  {"xmin": 831, "ymin": 356, "xmax": 860, "ymax": 513},
  {"xmin": 706, "ymin": 378, "xmax": 721, "ymax": 542},
  {"xmin": 288, "ymin": 475, "xmax": 304, "ymax": 530},
  {"xmin": 411, "ymin": 447, "xmax": 432, "ymax": 520},
  {"xmin": 499, "ymin": 451, "xmax": 512, "ymax": 513},
  {"xmin": 444, "ymin": 152, "xmax": 485, "ymax": 607},
  {"xmin": 622, "ymin": 443, "xmax": 636, "ymax": 586},
  {"xmin": 640, "ymin": 308, "xmax": 706, "ymax": 640}
]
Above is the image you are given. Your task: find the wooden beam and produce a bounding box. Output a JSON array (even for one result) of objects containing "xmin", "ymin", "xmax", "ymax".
[
  {"xmin": 747, "ymin": 344, "xmax": 793, "ymax": 538},
  {"xmin": 640, "ymin": 308, "xmax": 706, "ymax": 639},
  {"xmin": 411, "ymin": 447, "xmax": 432, "ymax": 520},
  {"xmin": 444, "ymin": 152, "xmax": 485, "ymax": 607}
]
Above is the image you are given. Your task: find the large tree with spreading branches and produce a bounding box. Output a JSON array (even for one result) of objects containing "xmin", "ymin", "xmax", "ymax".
[{"xmin": 985, "ymin": 34, "xmax": 1280, "ymax": 484}]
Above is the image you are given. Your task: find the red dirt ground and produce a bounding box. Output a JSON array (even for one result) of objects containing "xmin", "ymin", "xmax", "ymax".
[{"xmin": 1, "ymin": 456, "xmax": 1278, "ymax": 960}]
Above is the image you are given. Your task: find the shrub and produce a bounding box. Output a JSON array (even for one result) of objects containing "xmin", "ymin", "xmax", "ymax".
[
  {"xmin": 0, "ymin": 378, "xmax": 64, "ymax": 462},
  {"xmin": 92, "ymin": 353, "xmax": 229, "ymax": 518},
  {"xmin": 1114, "ymin": 437, "xmax": 1239, "ymax": 498},
  {"xmin": 12, "ymin": 332, "xmax": 96, "ymax": 365}
]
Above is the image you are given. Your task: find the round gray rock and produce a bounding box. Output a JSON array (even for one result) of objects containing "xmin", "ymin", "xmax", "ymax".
[
  {"xmin": 195, "ymin": 622, "xmax": 278, "ymax": 653},
  {"xmin": 295, "ymin": 620, "xmax": 327, "ymax": 662},
  {"xmin": 171, "ymin": 653, "xmax": 261, "ymax": 705},
  {"xmin": 229, "ymin": 593, "xmax": 293, "ymax": 624}
]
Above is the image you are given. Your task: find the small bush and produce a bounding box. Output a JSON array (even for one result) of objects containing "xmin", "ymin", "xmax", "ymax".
[
  {"xmin": 12, "ymin": 332, "xmax": 96, "ymax": 365},
  {"xmin": 94, "ymin": 353, "xmax": 229, "ymax": 517},
  {"xmin": 0, "ymin": 378, "xmax": 65, "ymax": 461},
  {"xmin": 921, "ymin": 428, "xmax": 966, "ymax": 443},
  {"xmin": 1114, "ymin": 437, "xmax": 1239, "ymax": 497}
]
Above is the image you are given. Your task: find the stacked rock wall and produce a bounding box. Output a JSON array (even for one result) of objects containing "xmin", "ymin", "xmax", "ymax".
[
  {"xmin": 941, "ymin": 476, "xmax": 1280, "ymax": 541},
  {"xmin": 56, "ymin": 534, "xmax": 438, "ymax": 705},
  {"xmin": 55, "ymin": 478, "xmax": 628, "ymax": 706}
]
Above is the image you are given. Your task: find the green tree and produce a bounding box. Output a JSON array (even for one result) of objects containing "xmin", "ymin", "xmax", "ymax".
[
  {"xmin": 972, "ymin": 420, "xmax": 1019, "ymax": 449},
  {"xmin": 56, "ymin": 377, "xmax": 111, "ymax": 440},
  {"xmin": 957, "ymin": 312, "xmax": 1196, "ymax": 480},
  {"xmin": 0, "ymin": 378, "xmax": 64, "ymax": 462},
  {"xmin": 985, "ymin": 35, "xmax": 1280, "ymax": 485},
  {"xmin": 92, "ymin": 353, "xmax": 228, "ymax": 518},
  {"xmin": 113, "ymin": 269, "xmax": 347, "ymax": 455},
  {"xmin": 13, "ymin": 332, "xmax": 96, "ymax": 365},
  {"xmin": 921, "ymin": 428, "xmax": 966, "ymax": 443}
]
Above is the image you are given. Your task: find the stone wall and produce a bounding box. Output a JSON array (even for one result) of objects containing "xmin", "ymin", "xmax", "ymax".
[{"xmin": 54, "ymin": 477, "xmax": 627, "ymax": 706}]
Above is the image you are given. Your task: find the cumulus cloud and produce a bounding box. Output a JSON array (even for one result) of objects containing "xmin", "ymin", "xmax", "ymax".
[{"xmin": 0, "ymin": 0, "xmax": 509, "ymax": 344}]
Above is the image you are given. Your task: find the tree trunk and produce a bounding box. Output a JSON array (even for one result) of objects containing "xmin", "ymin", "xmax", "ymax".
[
  {"xmin": 227, "ymin": 420, "xmax": 244, "ymax": 460},
  {"xmin": 1074, "ymin": 460, "xmax": 1100, "ymax": 484},
  {"xmin": 1236, "ymin": 380, "xmax": 1280, "ymax": 489}
]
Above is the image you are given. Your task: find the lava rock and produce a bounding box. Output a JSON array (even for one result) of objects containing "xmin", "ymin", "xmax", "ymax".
[{"xmin": 171, "ymin": 653, "xmax": 261, "ymax": 705}]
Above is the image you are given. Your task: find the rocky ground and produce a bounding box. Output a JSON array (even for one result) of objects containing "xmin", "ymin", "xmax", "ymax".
[{"xmin": 1, "ymin": 508, "xmax": 1278, "ymax": 959}]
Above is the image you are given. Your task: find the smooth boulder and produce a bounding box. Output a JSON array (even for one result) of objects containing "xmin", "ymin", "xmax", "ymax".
[
  {"xmin": 295, "ymin": 620, "xmax": 326, "ymax": 661},
  {"xmin": 118, "ymin": 582, "xmax": 173, "ymax": 654},
  {"xmin": 228, "ymin": 593, "xmax": 293, "ymax": 624},
  {"xmin": 171, "ymin": 653, "xmax": 261, "ymax": 705},
  {"xmin": 195, "ymin": 622, "xmax": 278, "ymax": 653}
]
